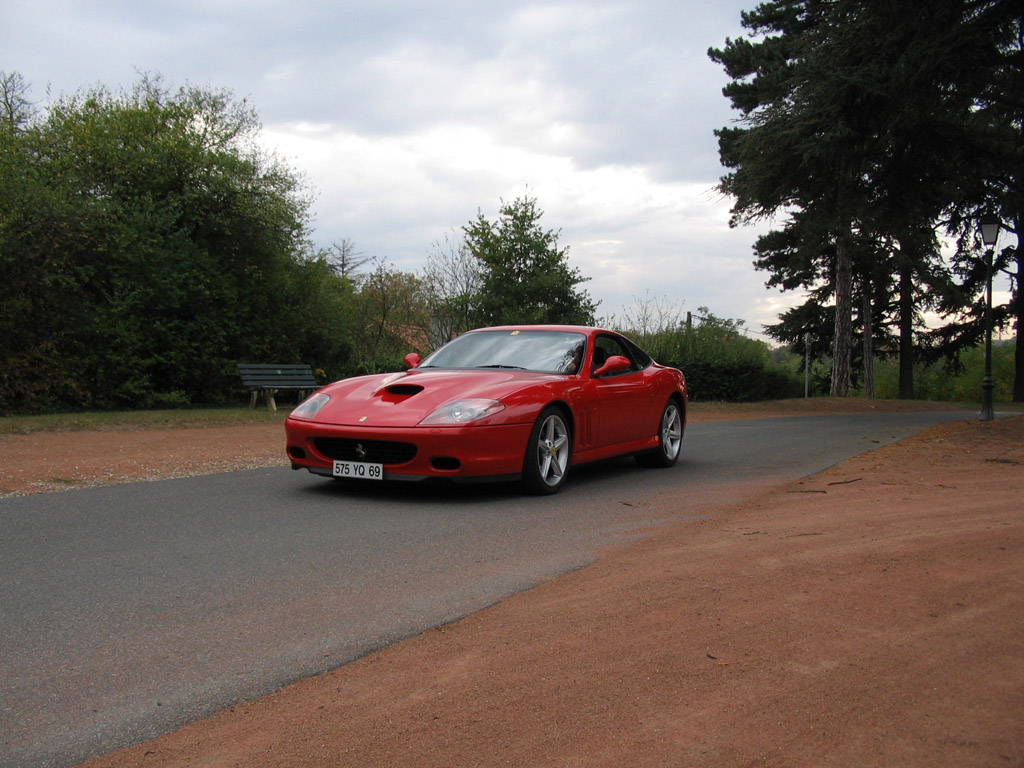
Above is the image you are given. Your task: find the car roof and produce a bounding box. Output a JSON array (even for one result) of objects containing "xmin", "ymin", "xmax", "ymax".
[{"xmin": 468, "ymin": 324, "xmax": 612, "ymax": 335}]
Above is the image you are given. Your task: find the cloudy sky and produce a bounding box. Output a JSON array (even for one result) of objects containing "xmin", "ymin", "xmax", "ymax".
[{"xmin": 3, "ymin": 0, "xmax": 795, "ymax": 331}]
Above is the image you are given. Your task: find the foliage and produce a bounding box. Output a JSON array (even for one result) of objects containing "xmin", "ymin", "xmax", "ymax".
[
  {"xmin": 348, "ymin": 261, "xmax": 431, "ymax": 375},
  {"xmin": 613, "ymin": 301, "xmax": 803, "ymax": 402},
  {"xmin": 0, "ymin": 73, "xmax": 610, "ymax": 413},
  {"xmin": 5, "ymin": 62, "xmax": 904, "ymax": 412},
  {"xmin": 0, "ymin": 73, "xmax": 354, "ymax": 413},
  {"xmin": 870, "ymin": 342, "xmax": 1016, "ymax": 402},
  {"xmin": 464, "ymin": 195, "xmax": 598, "ymax": 326},
  {"xmin": 709, "ymin": 0, "xmax": 1023, "ymax": 399}
]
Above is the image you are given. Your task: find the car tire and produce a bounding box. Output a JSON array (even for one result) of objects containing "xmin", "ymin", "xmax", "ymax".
[
  {"xmin": 637, "ymin": 399, "xmax": 683, "ymax": 468},
  {"xmin": 522, "ymin": 406, "xmax": 571, "ymax": 495}
]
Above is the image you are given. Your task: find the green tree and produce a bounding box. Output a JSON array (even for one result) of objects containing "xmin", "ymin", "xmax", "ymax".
[
  {"xmin": 349, "ymin": 262, "xmax": 431, "ymax": 373},
  {"xmin": 284, "ymin": 252, "xmax": 357, "ymax": 381},
  {"xmin": 464, "ymin": 195, "xmax": 597, "ymax": 327},
  {"xmin": 709, "ymin": 0, "xmax": 1018, "ymax": 398},
  {"xmin": 932, "ymin": 11, "xmax": 1023, "ymax": 400},
  {"xmin": 709, "ymin": 1, "xmax": 874, "ymax": 396},
  {"xmin": 0, "ymin": 73, "xmax": 346, "ymax": 412}
]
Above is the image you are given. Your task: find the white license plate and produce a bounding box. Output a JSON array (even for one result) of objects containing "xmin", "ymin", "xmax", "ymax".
[{"xmin": 332, "ymin": 460, "xmax": 384, "ymax": 480}]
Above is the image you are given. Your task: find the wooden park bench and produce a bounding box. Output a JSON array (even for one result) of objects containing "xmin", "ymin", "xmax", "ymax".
[{"xmin": 237, "ymin": 363, "xmax": 319, "ymax": 411}]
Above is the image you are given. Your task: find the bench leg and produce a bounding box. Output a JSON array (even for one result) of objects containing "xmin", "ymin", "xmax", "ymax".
[
  {"xmin": 250, "ymin": 391, "xmax": 258, "ymax": 409},
  {"xmin": 265, "ymin": 389, "xmax": 278, "ymax": 411}
]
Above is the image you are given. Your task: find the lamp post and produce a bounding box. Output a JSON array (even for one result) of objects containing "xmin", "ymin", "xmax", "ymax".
[
  {"xmin": 804, "ymin": 331, "xmax": 811, "ymax": 398},
  {"xmin": 979, "ymin": 215, "xmax": 1000, "ymax": 421}
]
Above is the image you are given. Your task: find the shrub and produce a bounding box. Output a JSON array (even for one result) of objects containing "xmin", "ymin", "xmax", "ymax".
[{"xmin": 614, "ymin": 308, "xmax": 803, "ymax": 402}]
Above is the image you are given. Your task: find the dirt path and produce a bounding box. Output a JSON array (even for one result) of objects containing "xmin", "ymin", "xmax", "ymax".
[{"xmin": 4, "ymin": 402, "xmax": 1022, "ymax": 766}]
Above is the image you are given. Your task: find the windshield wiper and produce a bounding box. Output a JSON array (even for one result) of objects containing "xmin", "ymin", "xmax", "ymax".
[{"xmin": 475, "ymin": 364, "xmax": 526, "ymax": 370}]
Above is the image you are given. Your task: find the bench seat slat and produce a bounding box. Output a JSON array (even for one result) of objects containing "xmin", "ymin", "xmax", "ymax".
[
  {"xmin": 237, "ymin": 363, "xmax": 319, "ymax": 411},
  {"xmin": 237, "ymin": 364, "xmax": 318, "ymax": 389}
]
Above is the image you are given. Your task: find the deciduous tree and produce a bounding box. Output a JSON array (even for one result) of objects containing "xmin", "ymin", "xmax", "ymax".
[{"xmin": 0, "ymin": 73, "xmax": 346, "ymax": 411}]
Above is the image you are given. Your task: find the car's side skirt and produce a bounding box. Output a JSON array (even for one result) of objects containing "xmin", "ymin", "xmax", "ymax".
[{"xmin": 571, "ymin": 435, "xmax": 661, "ymax": 466}]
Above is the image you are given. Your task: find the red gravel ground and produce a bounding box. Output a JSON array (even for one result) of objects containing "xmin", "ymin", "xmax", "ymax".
[{"xmin": 3, "ymin": 401, "xmax": 1022, "ymax": 766}]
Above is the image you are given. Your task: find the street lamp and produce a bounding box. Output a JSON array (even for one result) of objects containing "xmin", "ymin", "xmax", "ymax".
[{"xmin": 979, "ymin": 214, "xmax": 1001, "ymax": 421}]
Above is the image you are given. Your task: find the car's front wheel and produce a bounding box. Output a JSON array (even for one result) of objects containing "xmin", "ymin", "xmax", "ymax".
[
  {"xmin": 637, "ymin": 399, "xmax": 683, "ymax": 468},
  {"xmin": 522, "ymin": 407, "xmax": 571, "ymax": 495}
]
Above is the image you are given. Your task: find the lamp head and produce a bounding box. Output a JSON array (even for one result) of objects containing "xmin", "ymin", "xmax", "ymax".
[{"xmin": 979, "ymin": 214, "xmax": 1001, "ymax": 247}]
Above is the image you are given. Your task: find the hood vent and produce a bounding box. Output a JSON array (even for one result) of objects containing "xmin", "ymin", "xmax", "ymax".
[{"xmin": 385, "ymin": 384, "xmax": 423, "ymax": 396}]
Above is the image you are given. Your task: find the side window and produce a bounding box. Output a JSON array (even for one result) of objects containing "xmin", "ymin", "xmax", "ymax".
[
  {"xmin": 592, "ymin": 334, "xmax": 637, "ymax": 375},
  {"xmin": 620, "ymin": 336, "xmax": 652, "ymax": 369}
]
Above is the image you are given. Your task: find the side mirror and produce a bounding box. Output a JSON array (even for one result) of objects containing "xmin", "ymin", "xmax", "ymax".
[
  {"xmin": 594, "ymin": 354, "xmax": 631, "ymax": 378},
  {"xmin": 404, "ymin": 352, "xmax": 421, "ymax": 369}
]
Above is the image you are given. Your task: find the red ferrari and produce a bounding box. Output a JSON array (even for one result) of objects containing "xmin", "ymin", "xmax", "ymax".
[{"xmin": 285, "ymin": 325, "xmax": 687, "ymax": 494}]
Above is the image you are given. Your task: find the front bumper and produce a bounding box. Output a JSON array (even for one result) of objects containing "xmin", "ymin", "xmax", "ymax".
[{"xmin": 285, "ymin": 418, "xmax": 533, "ymax": 482}]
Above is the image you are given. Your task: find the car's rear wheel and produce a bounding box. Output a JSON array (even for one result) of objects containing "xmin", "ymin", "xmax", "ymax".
[
  {"xmin": 637, "ymin": 399, "xmax": 683, "ymax": 468},
  {"xmin": 522, "ymin": 407, "xmax": 571, "ymax": 495}
]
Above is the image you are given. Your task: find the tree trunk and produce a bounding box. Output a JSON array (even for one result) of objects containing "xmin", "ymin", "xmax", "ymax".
[
  {"xmin": 899, "ymin": 261, "xmax": 915, "ymax": 399},
  {"xmin": 861, "ymin": 278, "xmax": 874, "ymax": 399},
  {"xmin": 1013, "ymin": 220, "xmax": 1023, "ymax": 402},
  {"xmin": 831, "ymin": 233, "xmax": 853, "ymax": 397},
  {"xmin": 1015, "ymin": 304, "xmax": 1023, "ymax": 402}
]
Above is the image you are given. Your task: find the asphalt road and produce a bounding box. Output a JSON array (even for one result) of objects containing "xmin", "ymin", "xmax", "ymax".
[{"xmin": 0, "ymin": 411, "xmax": 975, "ymax": 768}]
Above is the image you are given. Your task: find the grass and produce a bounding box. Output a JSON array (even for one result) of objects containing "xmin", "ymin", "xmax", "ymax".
[
  {"xmin": 3, "ymin": 397, "xmax": 1021, "ymax": 436},
  {"xmin": 0, "ymin": 406, "xmax": 288, "ymax": 435}
]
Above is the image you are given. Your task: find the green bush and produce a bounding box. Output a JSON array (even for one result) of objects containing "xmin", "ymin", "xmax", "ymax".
[
  {"xmin": 871, "ymin": 342, "xmax": 1015, "ymax": 402},
  {"xmin": 0, "ymin": 77, "xmax": 358, "ymax": 414},
  {"xmin": 680, "ymin": 361, "xmax": 803, "ymax": 401},
  {"xmin": 616, "ymin": 309, "xmax": 804, "ymax": 402}
]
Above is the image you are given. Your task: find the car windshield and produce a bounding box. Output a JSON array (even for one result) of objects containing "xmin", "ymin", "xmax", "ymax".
[{"xmin": 420, "ymin": 330, "xmax": 586, "ymax": 374}]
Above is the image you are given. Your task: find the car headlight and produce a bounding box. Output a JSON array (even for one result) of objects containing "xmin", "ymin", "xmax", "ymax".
[
  {"xmin": 419, "ymin": 399, "xmax": 505, "ymax": 425},
  {"xmin": 290, "ymin": 392, "xmax": 330, "ymax": 419}
]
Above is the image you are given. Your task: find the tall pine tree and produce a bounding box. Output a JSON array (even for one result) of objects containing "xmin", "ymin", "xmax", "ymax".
[{"xmin": 710, "ymin": 0, "xmax": 1020, "ymax": 398}]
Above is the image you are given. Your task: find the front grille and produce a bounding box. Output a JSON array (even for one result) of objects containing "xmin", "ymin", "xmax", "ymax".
[{"xmin": 313, "ymin": 437, "xmax": 417, "ymax": 465}]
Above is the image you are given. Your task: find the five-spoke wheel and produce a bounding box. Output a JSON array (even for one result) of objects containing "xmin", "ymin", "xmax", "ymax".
[
  {"xmin": 637, "ymin": 399, "xmax": 683, "ymax": 468},
  {"xmin": 522, "ymin": 407, "xmax": 571, "ymax": 494}
]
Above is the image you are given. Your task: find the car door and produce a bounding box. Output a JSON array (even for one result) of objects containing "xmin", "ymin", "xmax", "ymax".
[{"xmin": 587, "ymin": 333, "xmax": 659, "ymax": 449}]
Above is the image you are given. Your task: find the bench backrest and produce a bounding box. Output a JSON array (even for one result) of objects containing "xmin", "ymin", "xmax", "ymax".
[{"xmin": 237, "ymin": 363, "xmax": 318, "ymax": 389}]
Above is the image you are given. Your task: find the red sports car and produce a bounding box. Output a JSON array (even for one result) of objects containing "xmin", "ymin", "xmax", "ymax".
[{"xmin": 285, "ymin": 325, "xmax": 687, "ymax": 494}]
